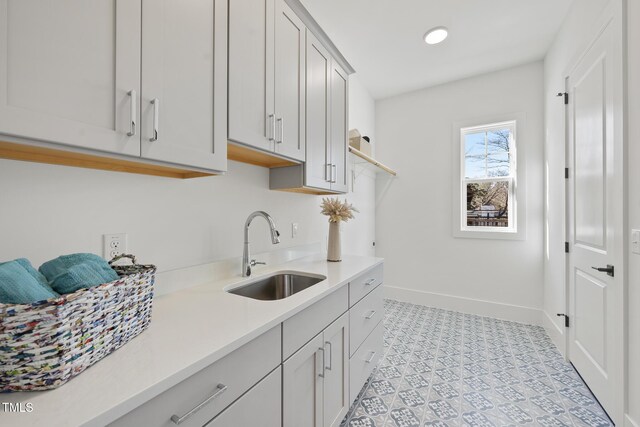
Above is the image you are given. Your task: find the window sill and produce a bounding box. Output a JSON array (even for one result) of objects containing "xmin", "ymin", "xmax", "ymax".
[{"xmin": 453, "ymin": 227, "xmax": 526, "ymax": 241}]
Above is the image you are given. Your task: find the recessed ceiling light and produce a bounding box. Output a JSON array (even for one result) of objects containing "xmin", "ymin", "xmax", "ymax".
[{"xmin": 424, "ymin": 26, "xmax": 448, "ymax": 45}]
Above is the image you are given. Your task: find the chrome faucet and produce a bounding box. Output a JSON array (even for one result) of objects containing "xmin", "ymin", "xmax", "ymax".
[{"xmin": 242, "ymin": 211, "xmax": 280, "ymax": 277}]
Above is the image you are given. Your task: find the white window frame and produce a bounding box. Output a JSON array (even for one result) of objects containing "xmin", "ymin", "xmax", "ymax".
[{"xmin": 452, "ymin": 114, "xmax": 527, "ymax": 240}]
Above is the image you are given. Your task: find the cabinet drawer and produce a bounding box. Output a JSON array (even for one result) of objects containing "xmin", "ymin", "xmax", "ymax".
[
  {"xmin": 283, "ymin": 285, "xmax": 348, "ymax": 360},
  {"xmin": 348, "ymin": 264, "xmax": 383, "ymax": 307},
  {"xmin": 349, "ymin": 320, "xmax": 383, "ymax": 404},
  {"xmin": 205, "ymin": 366, "xmax": 281, "ymax": 427},
  {"xmin": 349, "ymin": 284, "xmax": 384, "ymax": 356},
  {"xmin": 110, "ymin": 326, "xmax": 281, "ymax": 427}
]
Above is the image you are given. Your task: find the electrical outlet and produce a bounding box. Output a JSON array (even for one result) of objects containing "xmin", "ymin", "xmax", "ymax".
[
  {"xmin": 292, "ymin": 222, "xmax": 299, "ymax": 238},
  {"xmin": 632, "ymin": 229, "xmax": 640, "ymax": 255},
  {"xmin": 103, "ymin": 233, "xmax": 128, "ymax": 260}
]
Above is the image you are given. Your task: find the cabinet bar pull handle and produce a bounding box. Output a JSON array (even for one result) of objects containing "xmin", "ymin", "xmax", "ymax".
[
  {"xmin": 318, "ymin": 347, "xmax": 325, "ymax": 378},
  {"xmin": 276, "ymin": 117, "xmax": 283, "ymax": 144},
  {"xmin": 365, "ymin": 279, "xmax": 376, "ymax": 286},
  {"xmin": 127, "ymin": 90, "xmax": 137, "ymax": 136},
  {"xmin": 326, "ymin": 163, "xmax": 332, "ymax": 182},
  {"xmin": 365, "ymin": 310, "xmax": 376, "ymax": 320},
  {"xmin": 331, "ymin": 164, "xmax": 337, "ymax": 183},
  {"xmin": 149, "ymin": 98, "xmax": 159, "ymax": 142},
  {"xmin": 170, "ymin": 383, "xmax": 227, "ymax": 425},
  {"xmin": 365, "ymin": 351, "xmax": 376, "ymax": 364},
  {"xmin": 325, "ymin": 341, "xmax": 332, "ymax": 371},
  {"xmin": 268, "ymin": 114, "xmax": 275, "ymax": 141}
]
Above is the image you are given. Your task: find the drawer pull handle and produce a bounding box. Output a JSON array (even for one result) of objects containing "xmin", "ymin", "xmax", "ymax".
[
  {"xmin": 170, "ymin": 383, "xmax": 228, "ymax": 425},
  {"xmin": 318, "ymin": 347, "xmax": 326, "ymax": 378},
  {"xmin": 365, "ymin": 310, "xmax": 376, "ymax": 320},
  {"xmin": 364, "ymin": 279, "xmax": 376, "ymax": 286},
  {"xmin": 127, "ymin": 90, "xmax": 137, "ymax": 137},
  {"xmin": 150, "ymin": 98, "xmax": 159, "ymax": 142},
  {"xmin": 268, "ymin": 113, "xmax": 275, "ymax": 141},
  {"xmin": 365, "ymin": 351, "xmax": 377, "ymax": 364}
]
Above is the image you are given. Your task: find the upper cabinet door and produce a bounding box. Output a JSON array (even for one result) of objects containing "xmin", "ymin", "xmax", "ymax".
[
  {"xmin": 304, "ymin": 31, "xmax": 331, "ymax": 191},
  {"xmin": 140, "ymin": 0, "xmax": 227, "ymax": 171},
  {"xmin": 330, "ymin": 61, "xmax": 348, "ymax": 193},
  {"xmin": 228, "ymin": 0, "xmax": 275, "ymax": 152},
  {"xmin": 273, "ymin": 0, "xmax": 305, "ymax": 162},
  {"xmin": 0, "ymin": 0, "xmax": 141, "ymax": 156}
]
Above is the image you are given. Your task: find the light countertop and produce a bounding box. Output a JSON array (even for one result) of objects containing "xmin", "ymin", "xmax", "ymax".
[{"xmin": 1, "ymin": 254, "xmax": 383, "ymax": 427}]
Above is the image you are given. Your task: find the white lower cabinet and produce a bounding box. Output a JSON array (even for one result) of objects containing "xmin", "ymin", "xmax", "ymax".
[
  {"xmin": 205, "ymin": 367, "xmax": 282, "ymax": 427},
  {"xmin": 109, "ymin": 326, "xmax": 280, "ymax": 427},
  {"xmin": 283, "ymin": 312, "xmax": 349, "ymax": 427},
  {"xmin": 111, "ymin": 262, "xmax": 383, "ymax": 427},
  {"xmin": 349, "ymin": 320, "xmax": 384, "ymax": 405}
]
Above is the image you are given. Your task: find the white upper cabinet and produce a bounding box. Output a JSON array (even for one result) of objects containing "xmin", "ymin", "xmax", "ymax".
[
  {"xmin": 269, "ymin": 29, "xmax": 349, "ymax": 195},
  {"xmin": 329, "ymin": 61, "xmax": 348, "ymax": 193},
  {"xmin": 140, "ymin": 0, "xmax": 227, "ymax": 171},
  {"xmin": 304, "ymin": 32, "xmax": 331, "ymax": 190},
  {"xmin": 0, "ymin": 0, "xmax": 141, "ymax": 156},
  {"xmin": 228, "ymin": 0, "xmax": 305, "ymax": 162},
  {"xmin": 228, "ymin": 0, "xmax": 274, "ymax": 154},
  {"xmin": 274, "ymin": 0, "xmax": 305, "ymax": 161}
]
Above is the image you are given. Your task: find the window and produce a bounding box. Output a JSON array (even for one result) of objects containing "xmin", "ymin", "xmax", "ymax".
[{"xmin": 461, "ymin": 121, "xmax": 517, "ymax": 233}]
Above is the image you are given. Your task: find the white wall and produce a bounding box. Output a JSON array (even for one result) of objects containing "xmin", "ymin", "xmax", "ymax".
[
  {"xmin": 342, "ymin": 75, "xmax": 376, "ymax": 257},
  {"xmin": 542, "ymin": 0, "xmax": 610, "ymax": 354},
  {"xmin": 375, "ymin": 62, "xmax": 544, "ymax": 323},
  {"xmin": 0, "ymin": 76, "xmax": 376, "ymax": 274},
  {"xmin": 626, "ymin": 1, "xmax": 640, "ymax": 425}
]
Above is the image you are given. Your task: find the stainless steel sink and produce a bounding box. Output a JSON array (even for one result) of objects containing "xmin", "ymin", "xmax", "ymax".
[{"xmin": 227, "ymin": 272, "xmax": 326, "ymax": 300}]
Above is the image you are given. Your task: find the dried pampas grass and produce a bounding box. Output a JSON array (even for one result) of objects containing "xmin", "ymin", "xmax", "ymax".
[{"xmin": 320, "ymin": 197, "xmax": 358, "ymax": 223}]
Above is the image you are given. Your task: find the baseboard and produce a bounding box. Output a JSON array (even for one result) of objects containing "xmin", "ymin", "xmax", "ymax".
[
  {"xmin": 384, "ymin": 286, "xmax": 542, "ymax": 325},
  {"xmin": 626, "ymin": 414, "xmax": 640, "ymax": 427},
  {"xmin": 542, "ymin": 310, "xmax": 566, "ymax": 354}
]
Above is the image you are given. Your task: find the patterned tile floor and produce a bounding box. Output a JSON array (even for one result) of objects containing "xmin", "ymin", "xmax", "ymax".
[{"xmin": 341, "ymin": 300, "xmax": 613, "ymax": 427}]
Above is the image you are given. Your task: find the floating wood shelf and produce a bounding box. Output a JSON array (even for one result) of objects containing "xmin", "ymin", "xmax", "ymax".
[
  {"xmin": 0, "ymin": 140, "xmax": 216, "ymax": 179},
  {"xmin": 348, "ymin": 146, "xmax": 397, "ymax": 176},
  {"xmin": 227, "ymin": 142, "xmax": 299, "ymax": 168}
]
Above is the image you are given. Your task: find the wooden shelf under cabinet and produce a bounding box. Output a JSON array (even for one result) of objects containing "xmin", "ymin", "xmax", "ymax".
[
  {"xmin": 227, "ymin": 142, "xmax": 299, "ymax": 168},
  {"xmin": 0, "ymin": 140, "xmax": 217, "ymax": 179}
]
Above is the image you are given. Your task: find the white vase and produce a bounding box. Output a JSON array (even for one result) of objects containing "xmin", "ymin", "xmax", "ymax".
[{"xmin": 327, "ymin": 221, "xmax": 342, "ymax": 262}]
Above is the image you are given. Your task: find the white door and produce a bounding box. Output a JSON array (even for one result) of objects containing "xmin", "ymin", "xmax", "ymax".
[
  {"xmin": 329, "ymin": 61, "xmax": 349, "ymax": 193},
  {"xmin": 322, "ymin": 313, "xmax": 349, "ymax": 427},
  {"xmin": 228, "ymin": 0, "xmax": 274, "ymax": 152},
  {"xmin": 304, "ymin": 31, "xmax": 331, "ymax": 191},
  {"xmin": 0, "ymin": 0, "xmax": 141, "ymax": 156},
  {"xmin": 140, "ymin": 0, "xmax": 227, "ymax": 171},
  {"xmin": 273, "ymin": 0, "xmax": 305, "ymax": 161},
  {"xmin": 566, "ymin": 17, "xmax": 624, "ymax": 423},
  {"xmin": 283, "ymin": 333, "xmax": 324, "ymax": 427}
]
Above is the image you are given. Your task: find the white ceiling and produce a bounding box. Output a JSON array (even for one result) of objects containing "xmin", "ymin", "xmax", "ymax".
[{"xmin": 300, "ymin": 0, "xmax": 573, "ymax": 99}]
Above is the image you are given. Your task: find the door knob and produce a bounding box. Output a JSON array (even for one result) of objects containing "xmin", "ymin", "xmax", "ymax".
[{"xmin": 591, "ymin": 265, "xmax": 614, "ymax": 277}]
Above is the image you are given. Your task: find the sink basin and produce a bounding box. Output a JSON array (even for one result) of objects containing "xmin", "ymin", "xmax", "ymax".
[{"xmin": 227, "ymin": 272, "xmax": 326, "ymax": 300}]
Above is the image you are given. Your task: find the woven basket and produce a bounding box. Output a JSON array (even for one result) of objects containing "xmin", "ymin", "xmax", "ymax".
[{"xmin": 0, "ymin": 254, "xmax": 155, "ymax": 392}]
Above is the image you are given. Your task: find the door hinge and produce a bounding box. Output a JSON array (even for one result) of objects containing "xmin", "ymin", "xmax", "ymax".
[
  {"xmin": 557, "ymin": 313, "xmax": 570, "ymax": 328},
  {"xmin": 565, "ymin": 242, "xmax": 569, "ymax": 253},
  {"xmin": 557, "ymin": 92, "xmax": 569, "ymax": 104},
  {"xmin": 565, "ymin": 167, "xmax": 569, "ymax": 179}
]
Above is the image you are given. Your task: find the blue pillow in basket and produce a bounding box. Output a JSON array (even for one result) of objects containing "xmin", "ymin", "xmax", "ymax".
[
  {"xmin": 39, "ymin": 253, "xmax": 120, "ymax": 295},
  {"xmin": 0, "ymin": 260, "xmax": 58, "ymax": 304}
]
